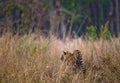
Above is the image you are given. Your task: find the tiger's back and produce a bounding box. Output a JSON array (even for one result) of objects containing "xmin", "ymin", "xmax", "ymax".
[{"xmin": 73, "ymin": 50, "xmax": 86, "ymax": 74}]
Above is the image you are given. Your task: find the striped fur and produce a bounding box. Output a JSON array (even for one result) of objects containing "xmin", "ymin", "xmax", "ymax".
[{"xmin": 73, "ymin": 50, "xmax": 86, "ymax": 74}]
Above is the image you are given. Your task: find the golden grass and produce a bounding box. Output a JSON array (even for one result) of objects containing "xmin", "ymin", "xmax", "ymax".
[{"xmin": 0, "ymin": 33, "xmax": 120, "ymax": 83}]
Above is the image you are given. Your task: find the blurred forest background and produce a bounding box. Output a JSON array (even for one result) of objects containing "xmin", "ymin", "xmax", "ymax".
[{"xmin": 0, "ymin": 0, "xmax": 120, "ymax": 40}]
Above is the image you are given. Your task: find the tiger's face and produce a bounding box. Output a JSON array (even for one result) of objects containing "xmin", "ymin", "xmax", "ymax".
[
  {"xmin": 60, "ymin": 51, "xmax": 75, "ymax": 63},
  {"xmin": 61, "ymin": 51, "xmax": 71, "ymax": 61}
]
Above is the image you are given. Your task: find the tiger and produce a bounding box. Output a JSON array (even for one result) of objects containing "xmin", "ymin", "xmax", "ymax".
[{"xmin": 60, "ymin": 50, "xmax": 86, "ymax": 74}]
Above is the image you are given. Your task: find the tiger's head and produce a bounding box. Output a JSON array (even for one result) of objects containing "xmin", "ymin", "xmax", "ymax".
[{"xmin": 60, "ymin": 51, "xmax": 73, "ymax": 62}]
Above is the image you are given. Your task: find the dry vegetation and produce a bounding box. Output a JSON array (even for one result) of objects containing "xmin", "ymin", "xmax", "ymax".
[{"xmin": 0, "ymin": 33, "xmax": 120, "ymax": 83}]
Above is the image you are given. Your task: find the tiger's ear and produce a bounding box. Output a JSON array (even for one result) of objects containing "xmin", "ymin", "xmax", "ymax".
[{"xmin": 63, "ymin": 51, "xmax": 66, "ymax": 55}]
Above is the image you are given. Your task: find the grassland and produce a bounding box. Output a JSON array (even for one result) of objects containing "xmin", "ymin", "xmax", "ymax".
[{"xmin": 0, "ymin": 33, "xmax": 120, "ymax": 83}]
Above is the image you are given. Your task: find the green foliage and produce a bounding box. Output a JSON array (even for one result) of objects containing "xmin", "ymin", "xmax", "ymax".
[
  {"xmin": 86, "ymin": 25, "xmax": 111, "ymax": 40},
  {"xmin": 1, "ymin": 1, "xmax": 37, "ymax": 34},
  {"xmin": 101, "ymin": 0, "xmax": 109, "ymax": 5},
  {"xmin": 43, "ymin": 0, "xmax": 53, "ymax": 10},
  {"xmin": 0, "ymin": 0, "xmax": 116, "ymax": 37},
  {"xmin": 86, "ymin": 25, "xmax": 97, "ymax": 40},
  {"xmin": 58, "ymin": 0, "xmax": 83, "ymax": 35},
  {"xmin": 4, "ymin": 1, "xmax": 31, "ymax": 16},
  {"xmin": 59, "ymin": 0, "xmax": 77, "ymax": 10},
  {"xmin": 84, "ymin": 0, "xmax": 95, "ymax": 4},
  {"xmin": 100, "ymin": 25, "xmax": 111, "ymax": 40}
]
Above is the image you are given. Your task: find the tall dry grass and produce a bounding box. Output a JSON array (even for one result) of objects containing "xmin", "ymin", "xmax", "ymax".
[{"xmin": 0, "ymin": 33, "xmax": 120, "ymax": 83}]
